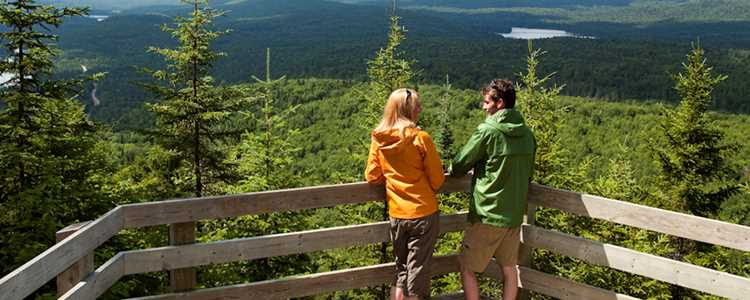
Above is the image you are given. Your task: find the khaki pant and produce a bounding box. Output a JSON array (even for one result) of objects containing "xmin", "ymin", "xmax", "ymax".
[
  {"xmin": 458, "ymin": 223, "xmax": 520, "ymax": 273},
  {"xmin": 390, "ymin": 212, "xmax": 440, "ymax": 299}
]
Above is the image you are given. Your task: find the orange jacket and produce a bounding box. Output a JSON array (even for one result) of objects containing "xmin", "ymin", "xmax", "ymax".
[{"xmin": 365, "ymin": 128, "xmax": 445, "ymax": 219}]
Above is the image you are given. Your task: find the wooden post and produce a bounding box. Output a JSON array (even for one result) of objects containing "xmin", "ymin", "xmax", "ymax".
[
  {"xmin": 518, "ymin": 204, "xmax": 537, "ymax": 300},
  {"xmin": 56, "ymin": 221, "xmax": 94, "ymax": 297},
  {"xmin": 169, "ymin": 221, "xmax": 196, "ymax": 292}
]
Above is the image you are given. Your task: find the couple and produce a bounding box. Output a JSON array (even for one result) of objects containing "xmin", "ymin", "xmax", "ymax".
[{"xmin": 365, "ymin": 79, "xmax": 536, "ymax": 300}]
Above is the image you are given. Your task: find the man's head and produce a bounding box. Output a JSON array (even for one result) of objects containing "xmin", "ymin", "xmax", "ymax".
[{"xmin": 481, "ymin": 79, "xmax": 515, "ymax": 116}]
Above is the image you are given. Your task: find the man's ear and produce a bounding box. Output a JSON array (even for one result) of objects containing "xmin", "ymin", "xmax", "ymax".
[{"xmin": 496, "ymin": 98, "xmax": 505, "ymax": 109}]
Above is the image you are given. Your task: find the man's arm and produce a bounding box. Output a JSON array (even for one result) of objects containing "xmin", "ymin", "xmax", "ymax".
[{"xmin": 449, "ymin": 127, "xmax": 486, "ymax": 176}]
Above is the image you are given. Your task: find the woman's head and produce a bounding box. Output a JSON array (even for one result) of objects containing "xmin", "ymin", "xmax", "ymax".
[{"xmin": 374, "ymin": 88, "xmax": 421, "ymax": 136}]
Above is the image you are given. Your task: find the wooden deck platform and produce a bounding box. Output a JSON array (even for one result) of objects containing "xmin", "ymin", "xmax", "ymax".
[
  {"xmin": 434, "ymin": 293, "xmax": 495, "ymax": 300},
  {"xmin": 2, "ymin": 178, "xmax": 749, "ymax": 300}
]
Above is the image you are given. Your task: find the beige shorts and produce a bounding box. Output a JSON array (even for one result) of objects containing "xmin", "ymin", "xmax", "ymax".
[{"xmin": 458, "ymin": 223, "xmax": 520, "ymax": 273}]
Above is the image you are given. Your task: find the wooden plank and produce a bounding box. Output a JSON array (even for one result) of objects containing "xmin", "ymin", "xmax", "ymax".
[
  {"xmin": 523, "ymin": 225, "xmax": 750, "ymax": 299},
  {"xmin": 0, "ymin": 207, "xmax": 124, "ymax": 300},
  {"xmin": 122, "ymin": 177, "xmax": 471, "ymax": 229},
  {"xmin": 518, "ymin": 204, "xmax": 537, "ymax": 300},
  {"xmin": 168, "ymin": 221, "xmax": 196, "ymax": 292},
  {"xmin": 121, "ymin": 182, "xmax": 385, "ymax": 228},
  {"xmin": 56, "ymin": 221, "xmax": 94, "ymax": 297},
  {"xmin": 124, "ymin": 255, "xmax": 461, "ymax": 300},
  {"xmin": 59, "ymin": 253, "xmax": 126, "ymax": 300},
  {"xmin": 518, "ymin": 267, "xmax": 639, "ymax": 300},
  {"xmin": 433, "ymin": 293, "xmax": 494, "ymax": 300},
  {"xmin": 482, "ymin": 261, "xmax": 637, "ymax": 300},
  {"xmin": 528, "ymin": 183, "xmax": 750, "ymax": 252},
  {"xmin": 123, "ymin": 213, "xmax": 469, "ymax": 275},
  {"xmin": 439, "ymin": 175, "xmax": 472, "ymax": 194},
  {"xmin": 125, "ymin": 255, "xmax": 634, "ymax": 300}
]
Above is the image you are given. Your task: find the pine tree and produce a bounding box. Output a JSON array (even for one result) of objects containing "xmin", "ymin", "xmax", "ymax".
[
  {"xmin": 653, "ymin": 43, "xmax": 738, "ymax": 217},
  {"xmin": 142, "ymin": 0, "xmax": 246, "ymax": 198},
  {"xmin": 516, "ymin": 40, "xmax": 571, "ymax": 187},
  {"xmin": 232, "ymin": 48, "xmax": 301, "ymax": 192},
  {"xmin": 198, "ymin": 49, "xmax": 311, "ymax": 288},
  {"xmin": 0, "ymin": 0, "xmax": 114, "ymax": 285},
  {"xmin": 362, "ymin": 12, "xmax": 418, "ymax": 129},
  {"xmin": 434, "ymin": 74, "xmax": 455, "ymax": 160},
  {"xmin": 652, "ymin": 42, "xmax": 739, "ymax": 298},
  {"xmin": 140, "ymin": 0, "xmax": 247, "ymax": 290}
]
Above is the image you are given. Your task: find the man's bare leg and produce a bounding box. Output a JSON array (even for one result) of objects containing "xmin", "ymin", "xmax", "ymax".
[
  {"xmin": 501, "ymin": 265, "xmax": 519, "ymax": 300},
  {"xmin": 460, "ymin": 266, "xmax": 480, "ymax": 300},
  {"xmin": 391, "ymin": 286, "xmax": 404, "ymax": 300}
]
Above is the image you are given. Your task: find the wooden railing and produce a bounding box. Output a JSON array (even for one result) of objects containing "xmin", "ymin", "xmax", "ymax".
[{"xmin": 1, "ymin": 177, "xmax": 749, "ymax": 300}]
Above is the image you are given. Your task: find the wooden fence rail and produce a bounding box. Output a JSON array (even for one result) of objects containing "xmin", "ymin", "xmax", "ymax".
[{"xmin": 1, "ymin": 177, "xmax": 749, "ymax": 300}]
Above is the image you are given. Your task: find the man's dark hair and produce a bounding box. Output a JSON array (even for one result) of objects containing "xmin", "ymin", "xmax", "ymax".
[{"xmin": 482, "ymin": 79, "xmax": 516, "ymax": 109}]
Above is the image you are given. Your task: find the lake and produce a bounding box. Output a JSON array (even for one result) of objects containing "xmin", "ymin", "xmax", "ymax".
[
  {"xmin": 87, "ymin": 15, "xmax": 110, "ymax": 22},
  {"xmin": 0, "ymin": 72, "xmax": 13, "ymax": 87},
  {"xmin": 499, "ymin": 27, "xmax": 594, "ymax": 39}
]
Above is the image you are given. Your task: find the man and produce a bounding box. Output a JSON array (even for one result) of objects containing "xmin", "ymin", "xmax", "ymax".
[{"xmin": 449, "ymin": 79, "xmax": 536, "ymax": 300}]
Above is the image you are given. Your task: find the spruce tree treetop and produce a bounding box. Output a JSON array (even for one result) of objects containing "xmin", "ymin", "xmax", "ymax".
[
  {"xmin": 363, "ymin": 13, "xmax": 418, "ymax": 129},
  {"xmin": 653, "ymin": 42, "xmax": 738, "ymax": 216},
  {"xmin": 143, "ymin": 0, "xmax": 247, "ymax": 198},
  {"xmin": 516, "ymin": 40, "xmax": 575, "ymax": 188}
]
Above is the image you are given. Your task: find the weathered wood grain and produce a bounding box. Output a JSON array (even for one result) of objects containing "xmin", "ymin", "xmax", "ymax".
[
  {"xmin": 524, "ymin": 225, "xmax": 750, "ymax": 299},
  {"xmin": 0, "ymin": 207, "xmax": 124, "ymax": 300}
]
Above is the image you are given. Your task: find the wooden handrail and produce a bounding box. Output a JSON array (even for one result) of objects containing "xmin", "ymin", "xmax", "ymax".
[
  {"xmin": 2, "ymin": 177, "xmax": 750, "ymax": 300},
  {"xmin": 0, "ymin": 207, "xmax": 125, "ymax": 300},
  {"xmin": 523, "ymin": 225, "xmax": 750, "ymax": 299},
  {"xmin": 529, "ymin": 183, "xmax": 750, "ymax": 251}
]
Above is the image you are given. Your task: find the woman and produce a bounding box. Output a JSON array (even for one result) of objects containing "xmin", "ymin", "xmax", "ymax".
[{"xmin": 365, "ymin": 88, "xmax": 445, "ymax": 300}]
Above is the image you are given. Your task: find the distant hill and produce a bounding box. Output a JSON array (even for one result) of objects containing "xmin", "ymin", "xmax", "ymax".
[
  {"xmin": 46, "ymin": 0, "xmax": 750, "ymax": 125},
  {"xmin": 41, "ymin": 0, "xmax": 181, "ymax": 11},
  {"xmin": 401, "ymin": 0, "xmax": 633, "ymax": 9}
]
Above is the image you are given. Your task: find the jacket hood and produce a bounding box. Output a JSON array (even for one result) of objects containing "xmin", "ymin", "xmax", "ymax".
[
  {"xmin": 371, "ymin": 127, "xmax": 418, "ymax": 153},
  {"xmin": 485, "ymin": 109, "xmax": 528, "ymax": 137}
]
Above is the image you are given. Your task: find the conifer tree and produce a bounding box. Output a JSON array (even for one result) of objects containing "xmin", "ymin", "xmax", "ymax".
[
  {"xmin": 0, "ymin": 0, "xmax": 114, "ymax": 281},
  {"xmin": 141, "ymin": 0, "xmax": 247, "ymax": 290},
  {"xmin": 651, "ymin": 42, "xmax": 739, "ymax": 298},
  {"xmin": 434, "ymin": 74, "xmax": 455, "ymax": 160},
  {"xmin": 362, "ymin": 10, "xmax": 418, "ymax": 129},
  {"xmin": 516, "ymin": 40, "xmax": 569, "ymax": 187},
  {"xmin": 232, "ymin": 48, "xmax": 301, "ymax": 192},
  {"xmin": 199, "ymin": 49, "xmax": 311, "ymax": 287},
  {"xmin": 653, "ymin": 43, "xmax": 738, "ymax": 217},
  {"xmin": 143, "ymin": 0, "xmax": 245, "ymax": 198}
]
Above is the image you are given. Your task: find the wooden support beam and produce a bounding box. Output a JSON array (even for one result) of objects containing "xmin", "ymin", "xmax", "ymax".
[
  {"xmin": 523, "ymin": 225, "xmax": 750, "ymax": 299},
  {"xmin": 518, "ymin": 204, "xmax": 537, "ymax": 300},
  {"xmin": 56, "ymin": 221, "xmax": 94, "ymax": 297},
  {"xmin": 58, "ymin": 253, "xmax": 126, "ymax": 300},
  {"xmin": 168, "ymin": 222, "xmax": 196, "ymax": 292},
  {"xmin": 0, "ymin": 207, "xmax": 124, "ymax": 300},
  {"xmin": 528, "ymin": 183, "xmax": 750, "ymax": 252}
]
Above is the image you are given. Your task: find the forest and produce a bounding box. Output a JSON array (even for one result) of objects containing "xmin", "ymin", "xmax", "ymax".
[
  {"xmin": 1, "ymin": 0, "xmax": 749, "ymax": 299},
  {"xmin": 46, "ymin": 0, "xmax": 750, "ymax": 129}
]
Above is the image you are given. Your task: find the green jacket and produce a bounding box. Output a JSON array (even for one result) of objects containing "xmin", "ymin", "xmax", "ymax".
[{"xmin": 450, "ymin": 109, "xmax": 536, "ymax": 228}]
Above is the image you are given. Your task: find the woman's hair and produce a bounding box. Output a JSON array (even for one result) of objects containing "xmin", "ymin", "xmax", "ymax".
[{"xmin": 373, "ymin": 88, "xmax": 420, "ymax": 139}]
